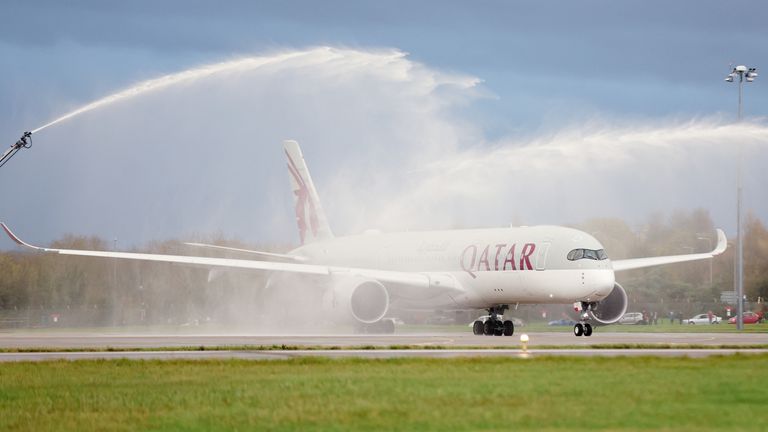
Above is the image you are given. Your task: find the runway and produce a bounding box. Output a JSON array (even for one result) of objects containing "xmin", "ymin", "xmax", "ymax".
[
  {"xmin": 0, "ymin": 331, "xmax": 768, "ymax": 350},
  {"xmin": 0, "ymin": 331, "xmax": 766, "ymax": 361},
  {"xmin": 0, "ymin": 331, "xmax": 766, "ymax": 349}
]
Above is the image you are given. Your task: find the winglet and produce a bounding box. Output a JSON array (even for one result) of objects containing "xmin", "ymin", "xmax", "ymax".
[
  {"xmin": 1, "ymin": 222, "xmax": 47, "ymax": 251},
  {"xmin": 712, "ymin": 229, "xmax": 727, "ymax": 256}
]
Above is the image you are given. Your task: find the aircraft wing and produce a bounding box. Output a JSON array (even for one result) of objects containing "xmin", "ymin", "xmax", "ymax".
[
  {"xmin": 183, "ymin": 242, "xmax": 307, "ymax": 262},
  {"xmin": 611, "ymin": 229, "xmax": 727, "ymax": 272},
  {"xmin": 1, "ymin": 222, "xmax": 431, "ymax": 289}
]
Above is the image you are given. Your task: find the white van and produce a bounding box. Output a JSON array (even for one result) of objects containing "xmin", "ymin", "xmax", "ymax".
[{"xmin": 618, "ymin": 312, "xmax": 646, "ymax": 325}]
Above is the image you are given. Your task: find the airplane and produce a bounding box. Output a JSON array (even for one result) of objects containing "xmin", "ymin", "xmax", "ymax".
[{"xmin": 1, "ymin": 140, "xmax": 727, "ymax": 337}]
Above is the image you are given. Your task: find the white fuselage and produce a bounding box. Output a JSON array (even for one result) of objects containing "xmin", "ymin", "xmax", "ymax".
[{"xmin": 291, "ymin": 225, "xmax": 616, "ymax": 310}]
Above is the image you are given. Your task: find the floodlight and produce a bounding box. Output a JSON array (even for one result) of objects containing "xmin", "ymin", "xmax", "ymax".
[{"xmin": 724, "ymin": 63, "xmax": 758, "ymax": 331}]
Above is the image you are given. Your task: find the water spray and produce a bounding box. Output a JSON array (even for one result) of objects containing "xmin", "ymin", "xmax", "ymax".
[
  {"xmin": 0, "ymin": 131, "xmax": 32, "ymax": 168},
  {"xmin": 0, "ymin": 50, "xmax": 319, "ymax": 171}
]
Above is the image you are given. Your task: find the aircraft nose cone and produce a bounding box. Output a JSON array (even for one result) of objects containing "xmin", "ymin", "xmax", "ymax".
[{"xmin": 595, "ymin": 269, "xmax": 616, "ymax": 296}]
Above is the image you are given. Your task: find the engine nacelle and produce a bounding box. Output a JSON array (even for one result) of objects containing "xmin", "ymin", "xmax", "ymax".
[
  {"xmin": 328, "ymin": 277, "xmax": 390, "ymax": 324},
  {"xmin": 588, "ymin": 283, "xmax": 628, "ymax": 325}
]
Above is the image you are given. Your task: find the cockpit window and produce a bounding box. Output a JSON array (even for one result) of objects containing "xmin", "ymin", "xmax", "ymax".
[{"xmin": 567, "ymin": 248, "xmax": 608, "ymax": 261}]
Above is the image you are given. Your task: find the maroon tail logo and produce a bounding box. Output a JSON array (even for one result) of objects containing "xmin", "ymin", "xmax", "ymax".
[{"xmin": 286, "ymin": 151, "xmax": 319, "ymax": 244}]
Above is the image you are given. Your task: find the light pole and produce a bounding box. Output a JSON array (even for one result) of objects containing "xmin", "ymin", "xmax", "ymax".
[
  {"xmin": 113, "ymin": 237, "xmax": 118, "ymax": 327},
  {"xmin": 725, "ymin": 65, "xmax": 758, "ymax": 330}
]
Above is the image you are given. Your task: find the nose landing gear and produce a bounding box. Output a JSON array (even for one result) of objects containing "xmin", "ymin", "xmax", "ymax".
[
  {"xmin": 573, "ymin": 322, "xmax": 592, "ymax": 337},
  {"xmin": 573, "ymin": 301, "xmax": 596, "ymax": 337}
]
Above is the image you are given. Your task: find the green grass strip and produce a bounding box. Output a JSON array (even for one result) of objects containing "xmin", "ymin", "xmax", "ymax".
[
  {"xmin": 2, "ymin": 343, "xmax": 768, "ymax": 353},
  {"xmin": 1, "ymin": 355, "xmax": 767, "ymax": 431}
]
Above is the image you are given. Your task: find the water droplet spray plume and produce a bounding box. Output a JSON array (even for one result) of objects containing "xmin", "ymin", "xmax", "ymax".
[
  {"xmin": 4, "ymin": 49, "xmax": 341, "ymax": 170},
  {"xmin": 30, "ymin": 51, "xmax": 310, "ymax": 134}
]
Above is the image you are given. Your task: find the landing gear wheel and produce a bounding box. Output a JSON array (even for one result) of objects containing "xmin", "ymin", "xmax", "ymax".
[
  {"xmin": 574, "ymin": 323, "xmax": 584, "ymax": 336},
  {"xmin": 493, "ymin": 324, "xmax": 503, "ymax": 336},
  {"xmin": 483, "ymin": 320, "xmax": 494, "ymax": 336},
  {"xmin": 473, "ymin": 321, "xmax": 484, "ymax": 335},
  {"xmin": 503, "ymin": 320, "xmax": 514, "ymax": 336},
  {"xmin": 381, "ymin": 319, "xmax": 395, "ymax": 334},
  {"xmin": 583, "ymin": 323, "xmax": 593, "ymax": 337}
]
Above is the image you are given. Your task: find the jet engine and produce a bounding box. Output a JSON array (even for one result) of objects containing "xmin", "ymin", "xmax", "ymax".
[
  {"xmin": 328, "ymin": 277, "xmax": 390, "ymax": 324},
  {"xmin": 587, "ymin": 283, "xmax": 628, "ymax": 325}
]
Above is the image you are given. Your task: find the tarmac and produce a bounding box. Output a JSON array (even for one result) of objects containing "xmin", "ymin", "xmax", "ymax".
[{"xmin": 0, "ymin": 331, "xmax": 766, "ymax": 361}]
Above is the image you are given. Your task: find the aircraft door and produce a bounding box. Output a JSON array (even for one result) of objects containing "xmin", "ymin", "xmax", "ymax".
[{"xmin": 535, "ymin": 242, "xmax": 551, "ymax": 271}]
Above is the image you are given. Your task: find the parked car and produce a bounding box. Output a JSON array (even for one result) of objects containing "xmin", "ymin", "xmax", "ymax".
[
  {"xmin": 469, "ymin": 315, "xmax": 525, "ymax": 328},
  {"xmin": 547, "ymin": 319, "xmax": 576, "ymax": 326},
  {"xmin": 618, "ymin": 312, "xmax": 647, "ymax": 325},
  {"xmin": 728, "ymin": 311, "xmax": 763, "ymax": 324},
  {"xmin": 685, "ymin": 313, "xmax": 722, "ymax": 324}
]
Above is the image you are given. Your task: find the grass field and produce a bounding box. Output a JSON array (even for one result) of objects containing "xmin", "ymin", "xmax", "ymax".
[{"xmin": 1, "ymin": 355, "xmax": 767, "ymax": 431}]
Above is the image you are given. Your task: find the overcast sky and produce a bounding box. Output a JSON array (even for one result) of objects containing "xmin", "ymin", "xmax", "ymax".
[{"xmin": 1, "ymin": 1, "xmax": 767, "ymax": 248}]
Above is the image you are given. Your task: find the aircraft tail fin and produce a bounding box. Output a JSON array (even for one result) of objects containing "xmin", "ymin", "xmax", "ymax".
[{"xmin": 283, "ymin": 140, "xmax": 334, "ymax": 245}]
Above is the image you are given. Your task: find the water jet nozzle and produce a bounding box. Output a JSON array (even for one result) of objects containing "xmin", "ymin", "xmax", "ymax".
[
  {"xmin": 0, "ymin": 131, "xmax": 33, "ymax": 169},
  {"xmin": 17, "ymin": 131, "xmax": 32, "ymax": 147}
]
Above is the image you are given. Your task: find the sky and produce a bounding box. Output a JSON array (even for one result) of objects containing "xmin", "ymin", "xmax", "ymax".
[{"xmin": 1, "ymin": 0, "xmax": 767, "ymax": 249}]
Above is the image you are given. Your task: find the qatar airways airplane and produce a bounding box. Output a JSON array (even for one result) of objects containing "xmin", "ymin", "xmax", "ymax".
[{"xmin": 1, "ymin": 141, "xmax": 727, "ymax": 337}]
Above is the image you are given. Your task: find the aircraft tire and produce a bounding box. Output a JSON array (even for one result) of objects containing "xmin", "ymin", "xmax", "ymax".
[
  {"xmin": 583, "ymin": 323, "xmax": 592, "ymax": 336},
  {"xmin": 473, "ymin": 321, "xmax": 484, "ymax": 335},
  {"xmin": 483, "ymin": 320, "xmax": 494, "ymax": 336},
  {"xmin": 573, "ymin": 323, "xmax": 584, "ymax": 336},
  {"xmin": 381, "ymin": 319, "xmax": 395, "ymax": 334},
  {"xmin": 503, "ymin": 320, "xmax": 514, "ymax": 336}
]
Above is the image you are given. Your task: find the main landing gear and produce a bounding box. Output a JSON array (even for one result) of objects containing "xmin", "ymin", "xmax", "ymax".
[
  {"xmin": 355, "ymin": 319, "xmax": 395, "ymax": 334},
  {"xmin": 473, "ymin": 305, "xmax": 515, "ymax": 337},
  {"xmin": 573, "ymin": 301, "xmax": 596, "ymax": 337}
]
